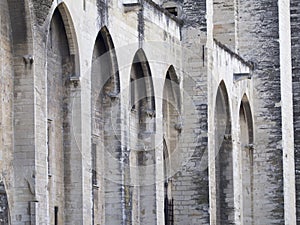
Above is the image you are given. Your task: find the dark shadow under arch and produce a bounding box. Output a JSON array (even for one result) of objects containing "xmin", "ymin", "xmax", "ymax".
[
  {"xmin": 130, "ymin": 49, "xmax": 155, "ymax": 112},
  {"xmin": 46, "ymin": 5, "xmax": 80, "ymax": 224},
  {"xmin": 240, "ymin": 95, "xmax": 254, "ymax": 144},
  {"xmin": 92, "ymin": 26, "xmax": 120, "ymax": 94},
  {"xmin": 91, "ymin": 26, "xmax": 121, "ymax": 225},
  {"xmin": 162, "ymin": 65, "xmax": 181, "ymax": 225},
  {"xmin": 239, "ymin": 94, "xmax": 254, "ymax": 225},
  {"xmin": 215, "ymin": 81, "xmax": 234, "ymax": 225},
  {"xmin": 129, "ymin": 48, "xmax": 156, "ymax": 225},
  {"xmin": 54, "ymin": 3, "xmax": 80, "ymax": 75}
]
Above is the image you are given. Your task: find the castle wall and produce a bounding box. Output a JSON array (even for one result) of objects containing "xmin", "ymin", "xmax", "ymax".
[
  {"xmin": 0, "ymin": 0, "xmax": 298, "ymax": 224},
  {"xmin": 29, "ymin": 0, "xmax": 182, "ymax": 224},
  {"xmin": 237, "ymin": 0, "xmax": 285, "ymax": 224},
  {"xmin": 291, "ymin": 0, "xmax": 300, "ymax": 223},
  {"xmin": 0, "ymin": 0, "xmax": 14, "ymax": 223}
]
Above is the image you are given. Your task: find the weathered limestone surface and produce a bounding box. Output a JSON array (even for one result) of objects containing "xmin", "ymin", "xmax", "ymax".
[
  {"xmin": 237, "ymin": 1, "xmax": 285, "ymax": 224},
  {"xmin": 0, "ymin": 1, "xmax": 13, "ymax": 224},
  {"xmin": 291, "ymin": 0, "xmax": 300, "ymax": 223},
  {"xmin": 0, "ymin": 0, "xmax": 299, "ymax": 224}
]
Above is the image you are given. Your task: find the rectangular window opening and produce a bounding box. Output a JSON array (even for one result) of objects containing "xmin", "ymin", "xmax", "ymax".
[
  {"xmin": 47, "ymin": 119, "xmax": 52, "ymax": 177},
  {"xmin": 165, "ymin": 7, "xmax": 178, "ymax": 16},
  {"xmin": 54, "ymin": 206, "xmax": 58, "ymax": 225},
  {"xmin": 92, "ymin": 143, "xmax": 97, "ymax": 186}
]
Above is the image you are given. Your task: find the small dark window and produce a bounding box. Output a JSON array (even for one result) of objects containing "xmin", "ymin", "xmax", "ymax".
[
  {"xmin": 54, "ymin": 206, "xmax": 58, "ymax": 225},
  {"xmin": 47, "ymin": 119, "xmax": 52, "ymax": 176},
  {"xmin": 83, "ymin": 0, "xmax": 86, "ymax": 11},
  {"xmin": 92, "ymin": 143, "xmax": 97, "ymax": 186},
  {"xmin": 166, "ymin": 7, "xmax": 178, "ymax": 16}
]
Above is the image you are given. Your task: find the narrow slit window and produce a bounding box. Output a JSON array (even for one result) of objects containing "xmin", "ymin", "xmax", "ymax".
[
  {"xmin": 54, "ymin": 206, "xmax": 58, "ymax": 225},
  {"xmin": 47, "ymin": 119, "xmax": 52, "ymax": 176},
  {"xmin": 92, "ymin": 143, "xmax": 97, "ymax": 186}
]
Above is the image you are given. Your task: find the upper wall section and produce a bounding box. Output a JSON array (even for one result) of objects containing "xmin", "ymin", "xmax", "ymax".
[
  {"xmin": 213, "ymin": 0, "xmax": 235, "ymax": 50},
  {"xmin": 29, "ymin": 0, "xmax": 182, "ymax": 85},
  {"xmin": 31, "ymin": 0, "xmax": 181, "ymax": 38}
]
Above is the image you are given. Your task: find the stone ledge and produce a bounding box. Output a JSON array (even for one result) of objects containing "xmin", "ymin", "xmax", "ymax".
[
  {"xmin": 123, "ymin": 0, "xmax": 183, "ymax": 26},
  {"xmin": 214, "ymin": 38, "xmax": 254, "ymax": 70}
]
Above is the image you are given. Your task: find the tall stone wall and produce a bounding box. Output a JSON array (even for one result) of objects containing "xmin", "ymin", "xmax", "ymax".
[
  {"xmin": 161, "ymin": 0, "xmax": 210, "ymax": 224},
  {"xmin": 1, "ymin": 0, "xmax": 299, "ymax": 224},
  {"xmin": 0, "ymin": 1, "xmax": 13, "ymax": 223},
  {"xmin": 237, "ymin": 1, "xmax": 284, "ymax": 224},
  {"xmin": 291, "ymin": 0, "xmax": 300, "ymax": 223}
]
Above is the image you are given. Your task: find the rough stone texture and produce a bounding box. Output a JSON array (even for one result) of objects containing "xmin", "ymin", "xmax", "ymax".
[
  {"xmin": 0, "ymin": 3, "xmax": 14, "ymax": 218},
  {"xmin": 291, "ymin": 0, "xmax": 300, "ymax": 223},
  {"xmin": 167, "ymin": 1, "xmax": 210, "ymax": 225},
  {"xmin": 0, "ymin": 0, "xmax": 299, "ymax": 224},
  {"xmin": 213, "ymin": 0, "xmax": 235, "ymax": 51},
  {"xmin": 237, "ymin": 1, "xmax": 284, "ymax": 224},
  {"xmin": 47, "ymin": 9, "xmax": 71, "ymax": 224}
]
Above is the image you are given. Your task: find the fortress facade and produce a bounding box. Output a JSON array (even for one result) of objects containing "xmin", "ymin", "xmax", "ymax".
[{"xmin": 0, "ymin": 0, "xmax": 299, "ymax": 224}]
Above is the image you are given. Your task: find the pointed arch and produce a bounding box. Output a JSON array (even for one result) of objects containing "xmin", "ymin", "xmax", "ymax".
[
  {"xmin": 215, "ymin": 81, "xmax": 231, "ymax": 136},
  {"xmin": 162, "ymin": 65, "xmax": 180, "ymax": 225},
  {"xmin": 130, "ymin": 49, "xmax": 155, "ymax": 112},
  {"xmin": 46, "ymin": 5, "xmax": 80, "ymax": 224},
  {"xmin": 162, "ymin": 65, "xmax": 181, "ymax": 173},
  {"xmin": 92, "ymin": 26, "xmax": 120, "ymax": 94},
  {"xmin": 239, "ymin": 94, "xmax": 254, "ymax": 225},
  {"xmin": 215, "ymin": 81, "xmax": 234, "ymax": 225},
  {"xmin": 165, "ymin": 65, "xmax": 180, "ymax": 84},
  {"xmin": 240, "ymin": 94, "xmax": 254, "ymax": 144},
  {"xmin": 131, "ymin": 49, "xmax": 153, "ymax": 79},
  {"xmin": 47, "ymin": 3, "xmax": 80, "ymax": 75},
  {"xmin": 91, "ymin": 26, "xmax": 122, "ymax": 225},
  {"xmin": 163, "ymin": 65, "xmax": 181, "ymax": 116},
  {"xmin": 129, "ymin": 48, "xmax": 156, "ymax": 224}
]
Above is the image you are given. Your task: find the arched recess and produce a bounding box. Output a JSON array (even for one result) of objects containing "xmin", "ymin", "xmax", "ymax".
[
  {"xmin": 239, "ymin": 94, "xmax": 254, "ymax": 225},
  {"xmin": 46, "ymin": 3, "xmax": 79, "ymax": 224},
  {"xmin": 55, "ymin": 3, "xmax": 80, "ymax": 75},
  {"xmin": 91, "ymin": 26, "xmax": 121, "ymax": 225},
  {"xmin": 162, "ymin": 65, "xmax": 181, "ymax": 225},
  {"xmin": 129, "ymin": 49, "xmax": 156, "ymax": 224},
  {"xmin": 214, "ymin": 81, "xmax": 234, "ymax": 225}
]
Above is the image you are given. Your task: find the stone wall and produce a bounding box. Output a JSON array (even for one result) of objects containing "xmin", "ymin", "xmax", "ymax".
[
  {"xmin": 237, "ymin": 0, "xmax": 284, "ymax": 224},
  {"xmin": 291, "ymin": 0, "xmax": 300, "ymax": 223},
  {"xmin": 0, "ymin": 1, "xmax": 13, "ymax": 223},
  {"xmin": 0, "ymin": 0, "xmax": 299, "ymax": 224}
]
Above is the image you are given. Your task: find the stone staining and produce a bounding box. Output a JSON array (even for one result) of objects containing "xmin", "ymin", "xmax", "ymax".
[
  {"xmin": 213, "ymin": 0, "xmax": 235, "ymax": 50},
  {"xmin": 91, "ymin": 27, "xmax": 122, "ymax": 225},
  {"xmin": 291, "ymin": 0, "xmax": 300, "ymax": 223},
  {"xmin": 239, "ymin": 95, "xmax": 254, "ymax": 225},
  {"xmin": 163, "ymin": 66, "xmax": 180, "ymax": 225},
  {"xmin": 47, "ymin": 8, "xmax": 73, "ymax": 225},
  {"xmin": 130, "ymin": 49, "xmax": 156, "ymax": 225},
  {"xmin": 2, "ymin": 0, "xmax": 299, "ymax": 224},
  {"xmin": 215, "ymin": 82, "xmax": 234, "ymax": 225}
]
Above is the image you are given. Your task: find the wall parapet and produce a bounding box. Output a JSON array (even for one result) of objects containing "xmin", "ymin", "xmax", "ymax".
[{"xmin": 214, "ymin": 39, "xmax": 254, "ymax": 70}]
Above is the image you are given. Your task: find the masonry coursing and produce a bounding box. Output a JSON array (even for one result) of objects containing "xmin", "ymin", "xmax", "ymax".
[{"xmin": 0, "ymin": 0, "xmax": 298, "ymax": 224}]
